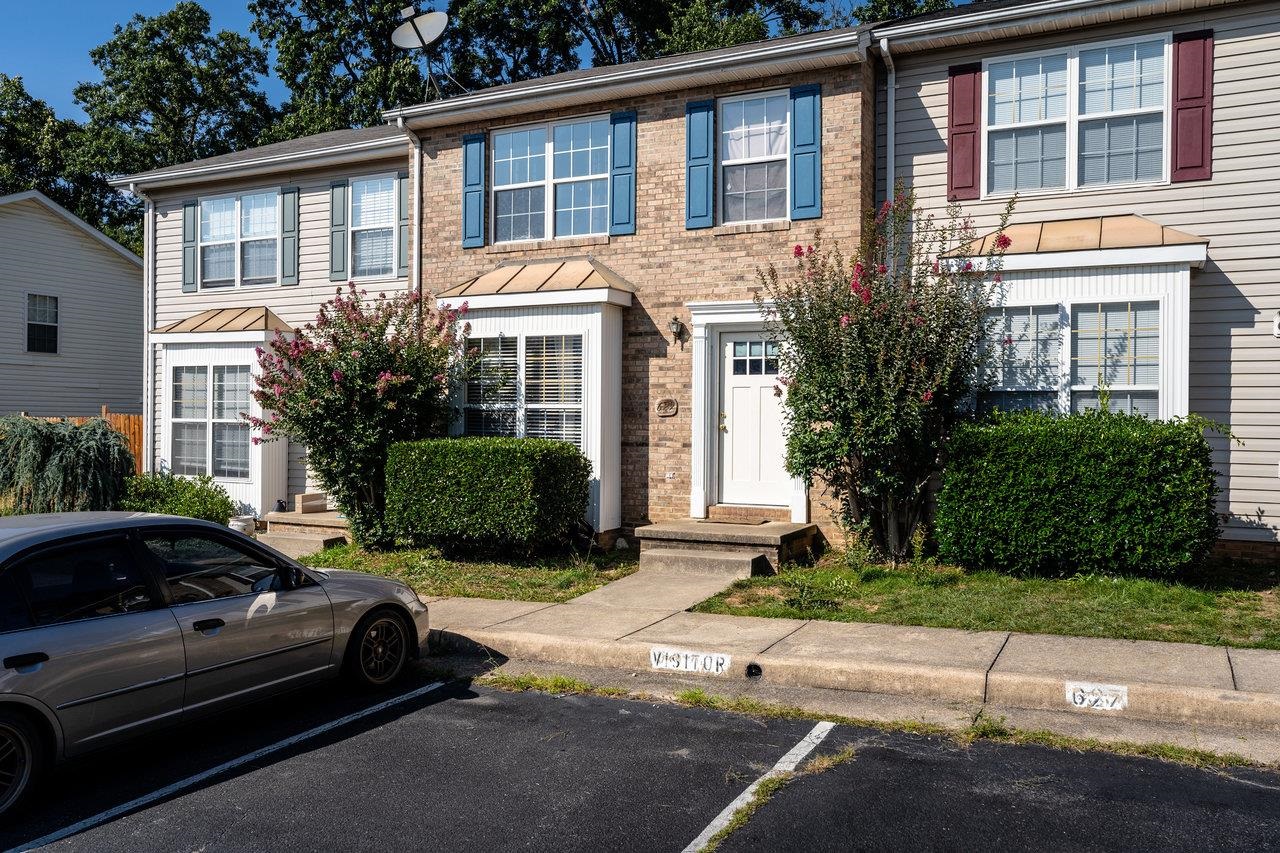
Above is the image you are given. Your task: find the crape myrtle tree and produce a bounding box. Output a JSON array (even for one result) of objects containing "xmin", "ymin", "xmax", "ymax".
[
  {"xmin": 250, "ymin": 284, "xmax": 469, "ymax": 548},
  {"xmin": 758, "ymin": 189, "xmax": 1014, "ymax": 562}
]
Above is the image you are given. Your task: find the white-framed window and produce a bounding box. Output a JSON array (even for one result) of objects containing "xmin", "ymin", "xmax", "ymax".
[
  {"xmin": 349, "ymin": 175, "xmax": 397, "ymax": 279},
  {"xmin": 461, "ymin": 333, "xmax": 584, "ymax": 448},
  {"xmin": 171, "ymin": 364, "xmax": 252, "ymax": 479},
  {"xmin": 26, "ymin": 294, "xmax": 58, "ymax": 354},
  {"xmin": 983, "ymin": 35, "xmax": 1169, "ymax": 196},
  {"xmin": 979, "ymin": 300, "xmax": 1161, "ymax": 418},
  {"xmin": 198, "ymin": 191, "xmax": 280, "ymax": 288},
  {"xmin": 491, "ymin": 116, "xmax": 609, "ymax": 243},
  {"xmin": 718, "ymin": 90, "xmax": 789, "ymax": 224}
]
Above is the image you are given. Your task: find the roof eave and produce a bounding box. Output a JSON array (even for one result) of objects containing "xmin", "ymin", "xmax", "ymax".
[{"xmin": 388, "ymin": 30, "xmax": 869, "ymax": 130}]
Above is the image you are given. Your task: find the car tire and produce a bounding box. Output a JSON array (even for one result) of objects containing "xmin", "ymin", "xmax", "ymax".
[
  {"xmin": 0, "ymin": 709, "xmax": 45, "ymax": 820},
  {"xmin": 345, "ymin": 608, "xmax": 412, "ymax": 689}
]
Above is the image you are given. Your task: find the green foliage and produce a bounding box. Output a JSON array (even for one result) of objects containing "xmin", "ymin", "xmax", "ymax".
[
  {"xmin": 845, "ymin": 0, "xmax": 951, "ymax": 25},
  {"xmin": 657, "ymin": 0, "xmax": 769, "ymax": 55},
  {"xmin": 253, "ymin": 284, "xmax": 465, "ymax": 548},
  {"xmin": 0, "ymin": 417, "xmax": 134, "ymax": 514},
  {"xmin": 935, "ymin": 409, "xmax": 1222, "ymax": 579},
  {"xmin": 759, "ymin": 188, "xmax": 1013, "ymax": 561},
  {"xmin": 385, "ymin": 437, "xmax": 592, "ymax": 551},
  {"xmin": 120, "ymin": 472, "xmax": 237, "ymax": 525}
]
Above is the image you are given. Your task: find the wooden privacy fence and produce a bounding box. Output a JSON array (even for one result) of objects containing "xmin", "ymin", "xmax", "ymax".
[{"xmin": 19, "ymin": 406, "xmax": 144, "ymax": 475}]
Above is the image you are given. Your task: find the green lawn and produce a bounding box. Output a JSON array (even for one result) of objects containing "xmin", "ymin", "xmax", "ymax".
[
  {"xmin": 692, "ymin": 557, "xmax": 1280, "ymax": 650},
  {"xmin": 299, "ymin": 543, "xmax": 639, "ymax": 602}
]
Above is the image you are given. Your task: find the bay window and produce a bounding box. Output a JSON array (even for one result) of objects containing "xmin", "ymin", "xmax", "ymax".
[
  {"xmin": 719, "ymin": 91, "xmax": 789, "ymax": 223},
  {"xmin": 492, "ymin": 117, "xmax": 609, "ymax": 243},
  {"xmin": 980, "ymin": 305, "xmax": 1061, "ymax": 413},
  {"xmin": 462, "ymin": 333, "xmax": 584, "ymax": 448},
  {"xmin": 171, "ymin": 364, "xmax": 252, "ymax": 479},
  {"xmin": 199, "ymin": 191, "xmax": 280, "ymax": 288},
  {"xmin": 350, "ymin": 176, "xmax": 396, "ymax": 278},
  {"xmin": 985, "ymin": 36, "xmax": 1168, "ymax": 195}
]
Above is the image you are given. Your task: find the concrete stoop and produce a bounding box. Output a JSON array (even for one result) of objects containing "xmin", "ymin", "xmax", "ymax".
[
  {"xmin": 634, "ymin": 519, "xmax": 821, "ymax": 574},
  {"xmin": 257, "ymin": 531, "xmax": 347, "ymax": 559},
  {"xmin": 638, "ymin": 547, "xmax": 766, "ymax": 576},
  {"xmin": 258, "ymin": 508, "xmax": 350, "ymax": 559}
]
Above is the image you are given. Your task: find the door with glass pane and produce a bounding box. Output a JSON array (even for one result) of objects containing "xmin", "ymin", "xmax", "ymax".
[{"xmin": 718, "ymin": 334, "xmax": 789, "ymax": 506}]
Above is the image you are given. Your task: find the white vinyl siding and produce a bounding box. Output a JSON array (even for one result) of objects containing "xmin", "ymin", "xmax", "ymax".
[
  {"xmin": 461, "ymin": 333, "xmax": 584, "ymax": 448},
  {"xmin": 719, "ymin": 91, "xmax": 790, "ymax": 223},
  {"xmin": 491, "ymin": 116, "xmax": 609, "ymax": 243},
  {"xmin": 198, "ymin": 190, "xmax": 280, "ymax": 288}
]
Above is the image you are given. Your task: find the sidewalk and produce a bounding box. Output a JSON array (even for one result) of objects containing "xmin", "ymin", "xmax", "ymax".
[{"xmin": 425, "ymin": 567, "xmax": 1280, "ymax": 754}]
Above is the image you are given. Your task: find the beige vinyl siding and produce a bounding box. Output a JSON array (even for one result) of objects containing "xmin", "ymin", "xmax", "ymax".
[
  {"xmin": 882, "ymin": 0, "xmax": 1280, "ymax": 541},
  {"xmin": 149, "ymin": 154, "xmax": 411, "ymax": 500},
  {"xmin": 0, "ymin": 199, "xmax": 142, "ymax": 416}
]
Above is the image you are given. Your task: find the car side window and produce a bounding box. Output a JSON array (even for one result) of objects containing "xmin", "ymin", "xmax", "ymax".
[
  {"xmin": 0, "ymin": 573, "xmax": 33, "ymax": 633},
  {"xmin": 7, "ymin": 537, "xmax": 156, "ymax": 626},
  {"xmin": 141, "ymin": 532, "xmax": 284, "ymax": 604}
]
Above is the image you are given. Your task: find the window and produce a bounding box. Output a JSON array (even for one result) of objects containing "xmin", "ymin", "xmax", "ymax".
[
  {"xmin": 730, "ymin": 340, "xmax": 780, "ymax": 375},
  {"xmin": 26, "ymin": 294, "xmax": 58, "ymax": 354},
  {"xmin": 171, "ymin": 364, "xmax": 252, "ymax": 479},
  {"xmin": 461, "ymin": 334, "xmax": 584, "ymax": 448},
  {"xmin": 0, "ymin": 573, "xmax": 33, "ymax": 633},
  {"xmin": 141, "ymin": 532, "xmax": 282, "ymax": 603},
  {"xmin": 491, "ymin": 117, "xmax": 609, "ymax": 242},
  {"xmin": 980, "ymin": 305, "xmax": 1062, "ymax": 413},
  {"xmin": 985, "ymin": 37, "xmax": 1167, "ymax": 195},
  {"xmin": 720, "ymin": 91, "xmax": 789, "ymax": 223},
  {"xmin": 350, "ymin": 176, "xmax": 396, "ymax": 278},
  {"xmin": 199, "ymin": 191, "xmax": 280, "ymax": 288},
  {"xmin": 1071, "ymin": 301, "xmax": 1159, "ymax": 417},
  {"xmin": 9, "ymin": 538, "xmax": 156, "ymax": 626}
]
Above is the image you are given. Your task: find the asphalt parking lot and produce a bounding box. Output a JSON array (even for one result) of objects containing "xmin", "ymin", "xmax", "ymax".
[{"xmin": 3, "ymin": 663, "xmax": 1279, "ymax": 852}]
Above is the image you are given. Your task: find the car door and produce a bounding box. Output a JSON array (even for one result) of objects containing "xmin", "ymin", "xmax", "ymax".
[
  {"xmin": 0, "ymin": 534, "xmax": 185, "ymax": 756},
  {"xmin": 137, "ymin": 527, "xmax": 335, "ymax": 716}
]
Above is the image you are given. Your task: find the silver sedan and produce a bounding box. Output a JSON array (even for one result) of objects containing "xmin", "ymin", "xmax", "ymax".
[{"xmin": 0, "ymin": 512, "xmax": 429, "ymax": 818}]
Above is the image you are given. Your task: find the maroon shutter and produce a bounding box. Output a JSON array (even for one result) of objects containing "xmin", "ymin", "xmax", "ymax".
[
  {"xmin": 1171, "ymin": 30, "xmax": 1214, "ymax": 182},
  {"xmin": 947, "ymin": 63, "xmax": 983, "ymax": 200}
]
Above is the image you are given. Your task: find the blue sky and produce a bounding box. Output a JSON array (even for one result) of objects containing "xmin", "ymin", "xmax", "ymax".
[{"xmin": 2, "ymin": 1, "xmax": 288, "ymax": 120}]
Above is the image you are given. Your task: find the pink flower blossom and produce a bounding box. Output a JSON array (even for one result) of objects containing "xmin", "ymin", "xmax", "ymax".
[
  {"xmin": 332, "ymin": 370, "xmax": 344, "ymax": 383},
  {"xmin": 1003, "ymin": 335, "xmax": 1013, "ymax": 347},
  {"xmin": 858, "ymin": 286, "xmax": 871, "ymax": 306},
  {"xmin": 793, "ymin": 244, "xmax": 804, "ymax": 258},
  {"xmin": 876, "ymin": 263, "xmax": 887, "ymax": 274},
  {"xmin": 993, "ymin": 273, "xmax": 1003, "ymax": 284},
  {"xmin": 839, "ymin": 314, "xmax": 851, "ymax": 328},
  {"xmin": 995, "ymin": 233, "xmax": 1013, "ymax": 251},
  {"xmin": 251, "ymin": 437, "xmax": 262, "ymax": 446},
  {"xmin": 922, "ymin": 390, "xmax": 934, "ymax": 403},
  {"xmin": 932, "ymin": 260, "xmax": 940, "ymax": 275},
  {"xmin": 806, "ymin": 245, "xmax": 814, "ymax": 256},
  {"xmin": 963, "ymin": 261, "xmax": 974, "ymax": 272}
]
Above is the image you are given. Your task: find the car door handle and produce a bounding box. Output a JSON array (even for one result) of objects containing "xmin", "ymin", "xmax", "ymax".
[
  {"xmin": 193, "ymin": 618, "xmax": 226, "ymax": 633},
  {"xmin": 4, "ymin": 652, "xmax": 49, "ymax": 670}
]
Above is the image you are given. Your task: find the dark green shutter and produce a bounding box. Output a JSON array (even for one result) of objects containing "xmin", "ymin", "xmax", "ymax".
[
  {"xmin": 789, "ymin": 84, "xmax": 822, "ymax": 221},
  {"xmin": 397, "ymin": 171, "xmax": 410, "ymax": 278},
  {"xmin": 461, "ymin": 133, "xmax": 486, "ymax": 248},
  {"xmin": 281, "ymin": 187, "xmax": 299, "ymax": 285},
  {"xmin": 609, "ymin": 110, "xmax": 637, "ymax": 236},
  {"xmin": 181, "ymin": 200, "xmax": 197, "ymax": 292},
  {"xmin": 685, "ymin": 101, "xmax": 715, "ymax": 229},
  {"xmin": 329, "ymin": 181, "xmax": 348, "ymax": 281}
]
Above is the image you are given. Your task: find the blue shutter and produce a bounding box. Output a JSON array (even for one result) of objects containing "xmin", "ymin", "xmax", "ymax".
[
  {"xmin": 685, "ymin": 100, "xmax": 715, "ymax": 229},
  {"xmin": 789, "ymin": 84, "xmax": 822, "ymax": 221},
  {"xmin": 281, "ymin": 187, "xmax": 299, "ymax": 286},
  {"xmin": 461, "ymin": 133, "xmax": 486, "ymax": 248},
  {"xmin": 181, "ymin": 200, "xmax": 197, "ymax": 293},
  {"xmin": 329, "ymin": 181, "xmax": 347, "ymax": 282},
  {"xmin": 609, "ymin": 110, "xmax": 637, "ymax": 236},
  {"xmin": 396, "ymin": 171, "xmax": 410, "ymax": 278}
]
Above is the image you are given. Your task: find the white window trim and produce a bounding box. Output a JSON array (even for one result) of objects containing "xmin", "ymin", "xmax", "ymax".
[
  {"xmin": 980, "ymin": 32, "xmax": 1173, "ymax": 200},
  {"xmin": 169, "ymin": 364, "xmax": 253, "ymax": 483},
  {"xmin": 716, "ymin": 88, "xmax": 791, "ymax": 226},
  {"xmin": 196, "ymin": 189, "xmax": 283, "ymax": 290},
  {"xmin": 461, "ymin": 332, "xmax": 585, "ymax": 447},
  {"xmin": 348, "ymin": 172, "xmax": 400, "ymax": 282},
  {"xmin": 24, "ymin": 292, "xmax": 58, "ymax": 356},
  {"xmin": 489, "ymin": 114, "xmax": 612, "ymax": 245}
]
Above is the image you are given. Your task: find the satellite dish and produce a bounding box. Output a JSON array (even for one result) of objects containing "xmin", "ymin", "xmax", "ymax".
[{"xmin": 392, "ymin": 10, "xmax": 448, "ymax": 50}]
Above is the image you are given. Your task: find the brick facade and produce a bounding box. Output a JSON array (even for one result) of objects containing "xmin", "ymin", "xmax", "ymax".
[{"xmin": 417, "ymin": 63, "xmax": 875, "ymax": 534}]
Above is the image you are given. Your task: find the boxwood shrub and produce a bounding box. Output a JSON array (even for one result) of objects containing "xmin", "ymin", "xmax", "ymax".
[
  {"xmin": 935, "ymin": 409, "xmax": 1220, "ymax": 578},
  {"xmin": 385, "ymin": 437, "xmax": 592, "ymax": 550},
  {"xmin": 121, "ymin": 472, "xmax": 238, "ymax": 525}
]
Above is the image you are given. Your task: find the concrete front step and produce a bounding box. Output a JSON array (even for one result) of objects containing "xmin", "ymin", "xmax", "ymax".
[
  {"xmin": 635, "ymin": 519, "xmax": 822, "ymax": 574},
  {"xmin": 638, "ymin": 547, "xmax": 766, "ymax": 576},
  {"xmin": 258, "ymin": 531, "xmax": 347, "ymax": 560}
]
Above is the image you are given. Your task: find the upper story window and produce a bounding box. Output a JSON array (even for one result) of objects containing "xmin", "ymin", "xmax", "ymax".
[
  {"xmin": 985, "ymin": 36, "xmax": 1168, "ymax": 196},
  {"xmin": 26, "ymin": 294, "xmax": 58, "ymax": 354},
  {"xmin": 199, "ymin": 191, "xmax": 280, "ymax": 288},
  {"xmin": 350, "ymin": 176, "xmax": 396, "ymax": 279},
  {"xmin": 719, "ymin": 91, "xmax": 789, "ymax": 223},
  {"xmin": 491, "ymin": 116, "xmax": 610, "ymax": 243}
]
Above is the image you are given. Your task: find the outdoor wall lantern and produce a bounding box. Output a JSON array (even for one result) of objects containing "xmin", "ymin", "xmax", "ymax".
[{"xmin": 668, "ymin": 316, "xmax": 684, "ymax": 340}]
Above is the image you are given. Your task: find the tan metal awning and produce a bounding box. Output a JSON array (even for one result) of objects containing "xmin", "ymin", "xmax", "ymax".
[
  {"xmin": 153, "ymin": 307, "xmax": 292, "ymax": 334},
  {"xmin": 437, "ymin": 257, "xmax": 636, "ymax": 300},
  {"xmin": 955, "ymin": 214, "xmax": 1208, "ymax": 257}
]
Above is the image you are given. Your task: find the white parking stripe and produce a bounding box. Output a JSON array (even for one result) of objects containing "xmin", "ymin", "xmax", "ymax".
[
  {"xmin": 682, "ymin": 720, "xmax": 836, "ymax": 853},
  {"xmin": 12, "ymin": 681, "xmax": 447, "ymax": 853}
]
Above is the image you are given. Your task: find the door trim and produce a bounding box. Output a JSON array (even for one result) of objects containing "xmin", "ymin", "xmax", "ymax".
[{"xmin": 686, "ymin": 299, "xmax": 808, "ymax": 523}]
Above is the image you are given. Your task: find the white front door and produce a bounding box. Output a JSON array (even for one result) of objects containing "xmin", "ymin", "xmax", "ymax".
[{"xmin": 718, "ymin": 334, "xmax": 790, "ymax": 506}]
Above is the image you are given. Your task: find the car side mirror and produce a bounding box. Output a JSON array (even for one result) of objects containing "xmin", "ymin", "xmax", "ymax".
[{"xmin": 276, "ymin": 565, "xmax": 304, "ymax": 591}]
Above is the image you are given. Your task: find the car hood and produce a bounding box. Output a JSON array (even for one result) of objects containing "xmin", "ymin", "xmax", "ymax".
[{"xmin": 306, "ymin": 566, "xmax": 423, "ymax": 609}]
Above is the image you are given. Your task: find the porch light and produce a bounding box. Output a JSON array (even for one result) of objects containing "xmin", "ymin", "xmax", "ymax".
[{"xmin": 668, "ymin": 316, "xmax": 684, "ymax": 339}]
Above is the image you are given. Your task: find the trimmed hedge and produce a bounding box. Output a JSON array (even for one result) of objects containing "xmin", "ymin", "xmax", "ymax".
[
  {"xmin": 385, "ymin": 437, "xmax": 592, "ymax": 549},
  {"xmin": 935, "ymin": 409, "xmax": 1220, "ymax": 578},
  {"xmin": 120, "ymin": 472, "xmax": 238, "ymax": 525}
]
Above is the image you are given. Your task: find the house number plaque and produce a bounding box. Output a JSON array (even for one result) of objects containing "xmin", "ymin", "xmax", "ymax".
[{"xmin": 656, "ymin": 398, "xmax": 678, "ymax": 417}]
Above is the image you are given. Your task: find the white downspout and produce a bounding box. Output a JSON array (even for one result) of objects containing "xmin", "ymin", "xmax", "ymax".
[
  {"xmin": 397, "ymin": 117, "xmax": 424, "ymax": 306},
  {"xmin": 131, "ymin": 182, "xmax": 156, "ymax": 474},
  {"xmin": 880, "ymin": 37, "xmax": 896, "ymax": 200}
]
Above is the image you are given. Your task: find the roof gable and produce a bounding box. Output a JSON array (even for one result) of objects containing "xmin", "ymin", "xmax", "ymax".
[{"xmin": 0, "ymin": 190, "xmax": 141, "ymax": 268}]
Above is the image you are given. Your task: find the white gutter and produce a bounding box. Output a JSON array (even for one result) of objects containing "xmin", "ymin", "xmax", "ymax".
[
  {"xmin": 880, "ymin": 37, "xmax": 896, "ymax": 199},
  {"xmin": 397, "ymin": 117, "xmax": 425, "ymax": 307},
  {"xmin": 131, "ymin": 182, "xmax": 156, "ymax": 474}
]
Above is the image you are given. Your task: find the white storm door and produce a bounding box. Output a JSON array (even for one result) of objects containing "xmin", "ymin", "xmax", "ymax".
[{"xmin": 718, "ymin": 334, "xmax": 790, "ymax": 506}]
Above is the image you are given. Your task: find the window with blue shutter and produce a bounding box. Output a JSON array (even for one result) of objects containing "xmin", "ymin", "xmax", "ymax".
[
  {"xmin": 609, "ymin": 110, "xmax": 637, "ymax": 235},
  {"xmin": 461, "ymin": 133, "xmax": 486, "ymax": 248},
  {"xmin": 789, "ymin": 84, "xmax": 822, "ymax": 221},
  {"xmin": 685, "ymin": 100, "xmax": 715, "ymax": 229}
]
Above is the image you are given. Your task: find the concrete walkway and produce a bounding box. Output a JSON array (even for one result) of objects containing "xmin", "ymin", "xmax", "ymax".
[{"xmin": 426, "ymin": 568, "xmax": 1280, "ymax": 758}]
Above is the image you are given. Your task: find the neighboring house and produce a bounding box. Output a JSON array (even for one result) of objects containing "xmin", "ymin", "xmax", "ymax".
[
  {"xmin": 0, "ymin": 190, "xmax": 142, "ymax": 417},
  {"xmin": 117, "ymin": 31, "xmax": 875, "ymax": 537},
  {"xmin": 870, "ymin": 0, "xmax": 1280, "ymax": 558}
]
